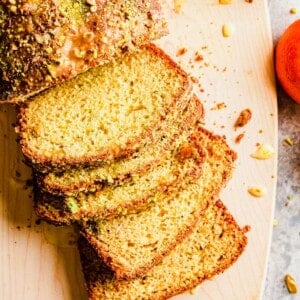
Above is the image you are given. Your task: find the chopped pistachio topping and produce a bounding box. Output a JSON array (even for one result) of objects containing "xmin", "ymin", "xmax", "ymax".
[
  {"xmin": 67, "ymin": 198, "xmax": 79, "ymax": 213},
  {"xmin": 57, "ymin": 0, "xmax": 88, "ymax": 25}
]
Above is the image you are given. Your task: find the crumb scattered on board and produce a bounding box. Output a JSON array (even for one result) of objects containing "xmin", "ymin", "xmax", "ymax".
[
  {"xmin": 194, "ymin": 52, "xmax": 204, "ymax": 62},
  {"xmin": 235, "ymin": 132, "xmax": 245, "ymax": 144},
  {"xmin": 176, "ymin": 47, "xmax": 188, "ymax": 56},
  {"xmin": 219, "ymin": 0, "xmax": 233, "ymax": 4},
  {"xmin": 173, "ymin": 0, "xmax": 186, "ymax": 13},
  {"xmin": 211, "ymin": 102, "xmax": 227, "ymax": 110},
  {"xmin": 234, "ymin": 108, "xmax": 252, "ymax": 129}
]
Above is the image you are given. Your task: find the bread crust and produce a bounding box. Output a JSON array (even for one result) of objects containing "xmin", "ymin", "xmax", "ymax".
[
  {"xmin": 16, "ymin": 44, "xmax": 192, "ymax": 172},
  {"xmin": 0, "ymin": 0, "xmax": 167, "ymax": 103}
]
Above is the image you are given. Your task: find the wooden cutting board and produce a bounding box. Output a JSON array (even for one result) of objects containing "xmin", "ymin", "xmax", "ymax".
[{"xmin": 0, "ymin": 1, "xmax": 277, "ymax": 299}]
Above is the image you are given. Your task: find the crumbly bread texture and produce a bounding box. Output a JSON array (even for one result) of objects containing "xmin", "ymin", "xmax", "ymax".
[
  {"xmin": 0, "ymin": 0, "xmax": 167, "ymax": 102},
  {"xmin": 79, "ymin": 126, "xmax": 236, "ymax": 280},
  {"xmin": 35, "ymin": 95, "xmax": 204, "ymax": 195},
  {"xmin": 78, "ymin": 200, "xmax": 248, "ymax": 300},
  {"xmin": 34, "ymin": 126, "xmax": 236, "ymax": 225},
  {"xmin": 34, "ymin": 130, "xmax": 207, "ymax": 225},
  {"xmin": 81, "ymin": 174, "xmax": 208, "ymax": 281},
  {"xmin": 16, "ymin": 44, "xmax": 192, "ymax": 171}
]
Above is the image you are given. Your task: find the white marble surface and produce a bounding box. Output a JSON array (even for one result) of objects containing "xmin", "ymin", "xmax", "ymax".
[{"xmin": 264, "ymin": 1, "xmax": 300, "ymax": 299}]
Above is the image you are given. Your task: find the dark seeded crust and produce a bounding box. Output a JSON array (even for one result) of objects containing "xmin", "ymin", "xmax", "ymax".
[
  {"xmin": 33, "ymin": 132, "xmax": 206, "ymax": 226},
  {"xmin": 0, "ymin": 0, "xmax": 167, "ymax": 103},
  {"xmin": 78, "ymin": 200, "xmax": 248, "ymax": 300},
  {"xmin": 16, "ymin": 44, "xmax": 192, "ymax": 172},
  {"xmin": 35, "ymin": 95, "xmax": 204, "ymax": 195}
]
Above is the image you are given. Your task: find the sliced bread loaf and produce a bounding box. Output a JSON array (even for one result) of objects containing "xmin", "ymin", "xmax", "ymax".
[
  {"xmin": 81, "ymin": 175, "xmax": 210, "ymax": 281},
  {"xmin": 35, "ymin": 95, "xmax": 204, "ymax": 195},
  {"xmin": 78, "ymin": 200, "xmax": 248, "ymax": 300},
  {"xmin": 34, "ymin": 127, "xmax": 236, "ymax": 226},
  {"xmin": 16, "ymin": 44, "xmax": 192, "ymax": 171},
  {"xmin": 34, "ymin": 131, "xmax": 206, "ymax": 225},
  {"xmin": 78, "ymin": 127, "xmax": 236, "ymax": 280},
  {"xmin": 0, "ymin": 0, "xmax": 167, "ymax": 102}
]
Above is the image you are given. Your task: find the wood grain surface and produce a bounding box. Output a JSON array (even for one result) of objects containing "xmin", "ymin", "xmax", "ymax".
[{"xmin": 0, "ymin": 1, "xmax": 277, "ymax": 299}]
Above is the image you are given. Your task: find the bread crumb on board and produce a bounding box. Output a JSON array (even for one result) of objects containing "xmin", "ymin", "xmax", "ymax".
[
  {"xmin": 234, "ymin": 108, "xmax": 252, "ymax": 129},
  {"xmin": 176, "ymin": 47, "xmax": 188, "ymax": 56},
  {"xmin": 235, "ymin": 132, "xmax": 245, "ymax": 144},
  {"xmin": 219, "ymin": 0, "xmax": 233, "ymax": 4},
  {"xmin": 210, "ymin": 102, "xmax": 227, "ymax": 110},
  {"xmin": 173, "ymin": 0, "xmax": 187, "ymax": 13},
  {"xmin": 193, "ymin": 51, "xmax": 204, "ymax": 62}
]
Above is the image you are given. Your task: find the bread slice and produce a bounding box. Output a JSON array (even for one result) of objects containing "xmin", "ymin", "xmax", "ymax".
[
  {"xmin": 16, "ymin": 44, "xmax": 192, "ymax": 171},
  {"xmin": 0, "ymin": 0, "xmax": 167, "ymax": 102},
  {"xmin": 34, "ymin": 129, "xmax": 206, "ymax": 225},
  {"xmin": 75, "ymin": 126, "xmax": 236, "ymax": 280},
  {"xmin": 35, "ymin": 95, "xmax": 204, "ymax": 195},
  {"xmin": 78, "ymin": 200, "xmax": 248, "ymax": 300}
]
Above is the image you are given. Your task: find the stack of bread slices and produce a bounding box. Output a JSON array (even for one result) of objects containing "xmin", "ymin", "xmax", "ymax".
[{"xmin": 2, "ymin": 1, "xmax": 248, "ymax": 299}]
